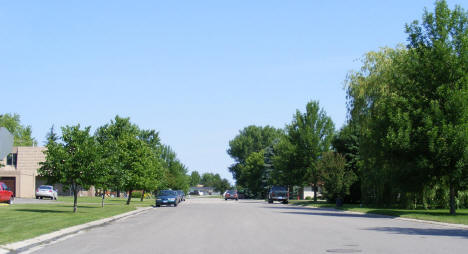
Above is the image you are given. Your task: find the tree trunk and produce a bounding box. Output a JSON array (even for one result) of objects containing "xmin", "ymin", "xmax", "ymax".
[
  {"xmin": 449, "ymin": 182, "xmax": 456, "ymax": 215},
  {"xmin": 73, "ymin": 183, "xmax": 78, "ymax": 213},
  {"xmin": 313, "ymin": 181, "xmax": 318, "ymax": 203},
  {"xmin": 101, "ymin": 190, "xmax": 105, "ymax": 208},
  {"xmin": 126, "ymin": 190, "xmax": 133, "ymax": 205},
  {"xmin": 140, "ymin": 190, "xmax": 145, "ymax": 202},
  {"xmin": 117, "ymin": 190, "xmax": 120, "ymax": 198}
]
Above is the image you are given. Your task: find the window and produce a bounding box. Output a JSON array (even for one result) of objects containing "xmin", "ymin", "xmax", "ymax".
[{"xmin": 6, "ymin": 153, "xmax": 17, "ymax": 167}]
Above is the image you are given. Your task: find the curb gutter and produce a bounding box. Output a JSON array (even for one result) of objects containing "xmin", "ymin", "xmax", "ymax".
[
  {"xmin": 0, "ymin": 206, "xmax": 153, "ymax": 253},
  {"xmin": 290, "ymin": 204, "xmax": 468, "ymax": 230}
]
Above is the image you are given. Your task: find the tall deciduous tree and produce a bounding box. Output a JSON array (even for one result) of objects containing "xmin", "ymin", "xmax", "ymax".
[
  {"xmin": 284, "ymin": 101, "xmax": 335, "ymax": 202},
  {"xmin": 404, "ymin": 0, "xmax": 468, "ymax": 214},
  {"xmin": 346, "ymin": 1, "xmax": 467, "ymax": 213},
  {"xmin": 39, "ymin": 125, "xmax": 100, "ymax": 212},
  {"xmin": 227, "ymin": 125, "xmax": 283, "ymax": 196},
  {"xmin": 190, "ymin": 171, "xmax": 201, "ymax": 186}
]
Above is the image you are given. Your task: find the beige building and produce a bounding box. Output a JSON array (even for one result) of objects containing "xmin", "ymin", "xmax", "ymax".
[
  {"xmin": 0, "ymin": 146, "xmax": 95, "ymax": 198},
  {"xmin": 0, "ymin": 146, "xmax": 45, "ymax": 198}
]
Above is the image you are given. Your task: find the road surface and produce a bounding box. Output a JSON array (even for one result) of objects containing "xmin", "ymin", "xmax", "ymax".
[{"xmin": 30, "ymin": 198, "xmax": 468, "ymax": 254}]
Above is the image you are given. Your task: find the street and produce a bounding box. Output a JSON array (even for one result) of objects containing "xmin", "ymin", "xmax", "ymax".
[{"xmin": 31, "ymin": 198, "xmax": 468, "ymax": 254}]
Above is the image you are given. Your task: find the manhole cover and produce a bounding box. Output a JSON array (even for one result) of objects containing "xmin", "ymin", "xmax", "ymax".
[{"xmin": 326, "ymin": 249, "xmax": 362, "ymax": 253}]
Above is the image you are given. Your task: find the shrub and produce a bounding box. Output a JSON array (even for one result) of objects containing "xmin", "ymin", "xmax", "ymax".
[
  {"xmin": 131, "ymin": 191, "xmax": 143, "ymax": 199},
  {"xmin": 305, "ymin": 196, "xmax": 312, "ymax": 200}
]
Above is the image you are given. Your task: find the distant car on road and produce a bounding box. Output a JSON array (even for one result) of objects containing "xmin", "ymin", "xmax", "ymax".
[
  {"xmin": 224, "ymin": 190, "xmax": 238, "ymax": 201},
  {"xmin": 35, "ymin": 185, "xmax": 58, "ymax": 200},
  {"xmin": 0, "ymin": 182, "xmax": 14, "ymax": 204},
  {"xmin": 268, "ymin": 186, "xmax": 289, "ymax": 204},
  {"xmin": 176, "ymin": 190, "xmax": 186, "ymax": 201},
  {"xmin": 156, "ymin": 190, "xmax": 180, "ymax": 207}
]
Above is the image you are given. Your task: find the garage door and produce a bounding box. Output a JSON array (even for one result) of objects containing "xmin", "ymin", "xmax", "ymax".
[{"xmin": 1, "ymin": 177, "xmax": 16, "ymax": 197}]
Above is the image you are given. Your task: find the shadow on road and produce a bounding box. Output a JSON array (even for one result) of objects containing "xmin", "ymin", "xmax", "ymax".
[
  {"xmin": 279, "ymin": 211, "xmax": 383, "ymax": 218},
  {"xmin": 364, "ymin": 227, "xmax": 468, "ymax": 239}
]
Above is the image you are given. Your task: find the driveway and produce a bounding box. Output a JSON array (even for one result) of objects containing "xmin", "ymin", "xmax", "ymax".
[
  {"xmin": 29, "ymin": 198, "xmax": 468, "ymax": 254},
  {"xmin": 13, "ymin": 198, "xmax": 60, "ymax": 204}
]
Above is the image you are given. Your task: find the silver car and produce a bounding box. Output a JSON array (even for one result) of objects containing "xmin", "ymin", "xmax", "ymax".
[{"xmin": 36, "ymin": 185, "xmax": 58, "ymax": 200}]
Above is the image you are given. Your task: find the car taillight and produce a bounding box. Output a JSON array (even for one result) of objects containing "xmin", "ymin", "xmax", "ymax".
[
  {"xmin": 36, "ymin": 189, "xmax": 39, "ymax": 192},
  {"xmin": 272, "ymin": 193, "xmax": 275, "ymax": 197}
]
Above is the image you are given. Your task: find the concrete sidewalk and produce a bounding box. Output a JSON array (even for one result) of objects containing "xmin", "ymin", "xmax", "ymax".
[{"xmin": 0, "ymin": 206, "xmax": 153, "ymax": 254}]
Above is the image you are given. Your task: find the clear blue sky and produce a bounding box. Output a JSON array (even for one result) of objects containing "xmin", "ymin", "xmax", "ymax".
[{"xmin": 1, "ymin": 1, "xmax": 464, "ymax": 183}]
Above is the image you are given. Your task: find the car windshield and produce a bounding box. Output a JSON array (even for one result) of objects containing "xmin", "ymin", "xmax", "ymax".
[
  {"xmin": 272, "ymin": 186, "xmax": 287, "ymax": 191},
  {"xmin": 227, "ymin": 190, "xmax": 236, "ymax": 194},
  {"xmin": 159, "ymin": 190, "xmax": 175, "ymax": 196},
  {"xmin": 39, "ymin": 186, "xmax": 52, "ymax": 190}
]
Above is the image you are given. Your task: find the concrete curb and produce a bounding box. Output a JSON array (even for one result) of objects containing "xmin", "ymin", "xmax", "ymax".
[
  {"xmin": 290, "ymin": 204, "xmax": 468, "ymax": 230},
  {"xmin": 0, "ymin": 206, "xmax": 153, "ymax": 253}
]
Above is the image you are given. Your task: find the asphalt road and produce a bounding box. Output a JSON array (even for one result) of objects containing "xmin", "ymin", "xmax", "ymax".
[{"xmin": 31, "ymin": 198, "xmax": 468, "ymax": 254}]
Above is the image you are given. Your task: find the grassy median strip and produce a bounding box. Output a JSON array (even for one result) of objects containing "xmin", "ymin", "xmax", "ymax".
[
  {"xmin": 0, "ymin": 197, "xmax": 154, "ymax": 245},
  {"xmin": 289, "ymin": 200, "xmax": 468, "ymax": 225}
]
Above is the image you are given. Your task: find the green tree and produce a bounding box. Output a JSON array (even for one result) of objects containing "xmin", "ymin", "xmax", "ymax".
[
  {"xmin": 332, "ymin": 124, "xmax": 361, "ymax": 203},
  {"xmin": 160, "ymin": 145, "xmax": 189, "ymax": 193},
  {"xmin": 284, "ymin": 101, "xmax": 335, "ymax": 202},
  {"xmin": 96, "ymin": 116, "xmax": 164, "ymax": 205},
  {"xmin": 346, "ymin": 1, "xmax": 468, "ymax": 214},
  {"xmin": 227, "ymin": 125, "xmax": 283, "ymax": 195},
  {"xmin": 190, "ymin": 171, "xmax": 201, "ymax": 186},
  {"xmin": 404, "ymin": 0, "xmax": 468, "ymax": 214},
  {"xmin": 318, "ymin": 151, "xmax": 357, "ymax": 206},
  {"xmin": 0, "ymin": 113, "xmax": 37, "ymax": 146},
  {"xmin": 39, "ymin": 125, "xmax": 100, "ymax": 212}
]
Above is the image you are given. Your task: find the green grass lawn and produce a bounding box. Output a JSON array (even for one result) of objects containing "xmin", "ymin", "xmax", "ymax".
[
  {"xmin": 289, "ymin": 200, "xmax": 468, "ymax": 225},
  {"xmin": 0, "ymin": 196, "xmax": 154, "ymax": 245}
]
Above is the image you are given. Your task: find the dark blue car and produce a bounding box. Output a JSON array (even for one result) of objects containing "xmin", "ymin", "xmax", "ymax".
[{"xmin": 156, "ymin": 190, "xmax": 180, "ymax": 207}]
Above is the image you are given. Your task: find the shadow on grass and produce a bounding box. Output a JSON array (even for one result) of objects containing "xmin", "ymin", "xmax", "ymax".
[
  {"xmin": 364, "ymin": 227, "xmax": 468, "ymax": 238},
  {"xmin": 14, "ymin": 209, "xmax": 70, "ymax": 213}
]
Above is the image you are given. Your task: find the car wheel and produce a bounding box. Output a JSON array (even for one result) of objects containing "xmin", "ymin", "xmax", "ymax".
[
  {"xmin": 283, "ymin": 201, "xmax": 289, "ymax": 204},
  {"xmin": 174, "ymin": 202, "xmax": 178, "ymax": 207},
  {"xmin": 236, "ymin": 198, "xmax": 238, "ymax": 201},
  {"xmin": 36, "ymin": 196, "xmax": 39, "ymax": 199},
  {"xmin": 156, "ymin": 204, "xmax": 161, "ymax": 207},
  {"xmin": 40, "ymin": 197, "xmax": 43, "ymax": 199},
  {"xmin": 268, "ymin": 199, "xmax": 273, "ymax": 204},
  {"xmin": 8, "ymin": 197, "xmax": 14, "ymax": 205}
]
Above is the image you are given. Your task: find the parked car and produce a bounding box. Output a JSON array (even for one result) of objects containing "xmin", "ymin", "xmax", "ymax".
[
  {"xmin": 156, "ymin": 190, "xmax": 180, "ymax": 207},
  {"xmin": 0, "ymin": 182, "xmax": 14, "ymax": 204},
  {"xmin": 35, "ymin": 185, "xmax": 58, "ymax": 200},
  {"xmin": 176, "ymin": 190, "xmax": 186, "ymax": 201},
  {"xmin": 268, "ymin": 186, "xmax": 289, "ymax": 204},
  {"xmin": 224, "ymin": 190, "xmax": 238, "ymax": 201}
]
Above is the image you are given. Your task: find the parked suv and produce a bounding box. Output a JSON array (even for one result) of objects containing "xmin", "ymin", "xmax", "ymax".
[
  {"xmin": 268, "ymin": 186, "xmax": 289, "ymax": 204},
  {"xmin": 0, "ymin": 182, "xmax": 14, "ymax": 204}
]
